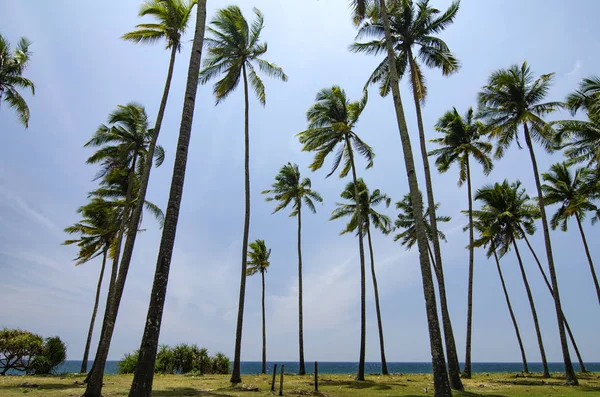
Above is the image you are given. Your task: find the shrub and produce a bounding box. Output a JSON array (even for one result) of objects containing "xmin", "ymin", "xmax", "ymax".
[
  {"xmin": 0, "ymin": 328, "xmax": 45, "ymax": 375},
  {"xmin": 117, "ymin": 350, "xmax": 139, "ymax": 374},
  {"xmin": 30, "ymin": 336, "xmax": 67, "ymax": 374},
  {"xmin": 208, "ymin": 352, "xmax": 230, "ymax": 374},
  {"xmin": 155, "ymin": 345, "xmax": 175, "ymax": 374}
]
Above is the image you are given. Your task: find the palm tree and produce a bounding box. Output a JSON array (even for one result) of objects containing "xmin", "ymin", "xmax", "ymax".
[
  {"xmin": 472, "ymin": 180, "xmax": 550, "ymax": 378},
  {"xmin": 350, "ymin": 2, "xmax": 454, "ymax": 392},
  {"xmin": 262, "ymin": 163, "xmax": 322, "ymax": 375},
  {"xmin": 127, "ymin": 1, "xmax": 208, "ymax": 396},
  {"xmin": 469, "ymin": 216, "xmax": 529, "ymax": 374},
  {"xmin": 198, "ymin": 6, "xmax": 287, "ymax": 384},
  {"xmin": 542, "ymin": 162, "xmax": 600, "ymax": 305},
  {"xmin": 246, "ymin": 239, "xmax": 271, "ymax": 375},
  {"xmin": 64, "ymin": 200, "xmax": 119, "ymax": 373},
  {"xmin": 330, "ymin": 179, "xmax": 391, "ymax": 375},
  {"xmin": 429, "ymin": 106, "xmax": 492, "ymax": 378},
  {"xmin": 478, "ymin": 62, "xmax": 578, "ymax": 385},
  {"xmin": 298, "ymin": 86, "xmax": 373, "ymax": 380},
  {"xmin": 0, "ymin": 34, "xmax": 34, "ymax": 127},
  {"xmin": 83, "ymin": 103, "xmax": 165, "ymax": 394},
  {"xmin": 556, "ymin": 109, "xmax": 600, "ymax": 170},
  {"xmin": 394, "ymin": 193, "xmax": 450, "ymax": 271},
  {"xmin": 565, "ymin": 76, "xmax": 600, "ymax": 115}
]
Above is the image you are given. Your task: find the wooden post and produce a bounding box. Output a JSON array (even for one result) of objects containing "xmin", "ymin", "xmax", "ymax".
[
  {"xmin": 314, "ymin": 361, "xmax": 318, "ymax": 392},
  {"xmin": 271, "ymin": 364, "xmax": 277, "ymax": 392},
  {"xmin": 279, "ymin": 364, "xmax": 285, "ymax": 396}
]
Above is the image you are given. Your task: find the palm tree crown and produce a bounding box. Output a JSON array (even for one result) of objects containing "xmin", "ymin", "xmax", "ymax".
[
  {"xmin": 199, "ymin": 5, "xmax": 287, "ymax": 105},
  {"xmin": 351, "ymin": 0, "xmax": 460, "ymax": 98},
  {"xmin": 566, "ymin": 75, "xmax": 600, "ymax": 115},
  {"xmin": 122, "ymin": 0, "xmax": 197, "ymax": 50},
  {"xmin": 262, "ymin": 163, "xmax": 323, "ymax": 215},
  {"xmin": 0, "ymin": 34, "xmax": 35, "ymax": 127},
  {"xmin": 298, "ymin": 86, "xmax": 374, "ymax": 177},
  {"xmin": 247, "ymin": 240, "xmax": 271, "ymax": 275},
  {"xmin": 541, "ymin": 162, "xmax": 598, "ymax": 230},
  {"xmin": 394, "ymin": 193, "xmax": 450, "ymax": 248},
  {"xmin": 330, "ymin": 179, "xmax": 391, "ymax": 235}
]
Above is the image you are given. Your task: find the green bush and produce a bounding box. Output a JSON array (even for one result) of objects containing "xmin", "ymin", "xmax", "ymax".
[
  {"xmin": 117, "ymin": 350, "xmax": 139, "ymax": 374},
  {"xmin": 207, "ymin": 352, "xmax": 230, "ymax": 374},
  {"xmin": 155, "ymin": 345, "xmax": 175, "ymax": 374},
  {"xmin": 0, "ymin": 329, "xmax": 66, "ymax": 375}
]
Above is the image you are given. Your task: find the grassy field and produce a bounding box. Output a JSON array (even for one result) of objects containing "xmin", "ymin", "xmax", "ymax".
[{"xmin": 1, "ymin": 372, "xmax": 599, "ymax": 396}]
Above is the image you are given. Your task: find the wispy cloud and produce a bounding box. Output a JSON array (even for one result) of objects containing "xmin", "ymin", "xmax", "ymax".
[
  {"xmin": 0, "ymin": 186, "xmax": 55, "ymax": 230},
  {"xmin": 566, "ymin": 60, "xmax": 583, "ymax": 76}
]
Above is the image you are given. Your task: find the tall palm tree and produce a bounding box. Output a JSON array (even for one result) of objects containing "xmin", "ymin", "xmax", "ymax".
[
  {"xmin": 469, "ymin": 216, "xmax": 529, "ymax": 374},
  {"xmin": 64, "ymin": 200, "xmax": 119, "ymax": 374},
  {"xmin": 246, "ymin": 239, "xmax": 271, "ymax": 375},
  {"xmin": 565, "ymin": 76, "xmax": 600, "ymax": 115},
  {"xmin": 429, "ymin": 106, "xmax": 492, "ymax": 378},
  {"xmin": 83, "ymin": 103, "xmax": 164, "ymax": 394},
  {"xmin": 351, "ymin": 1, "xmax": 459, "ymax": 390},
  {"xmin": 126, "ymin": 2, "xmax": 208, "ymax": 396},
  {"xmin": 298, "ymin": 86, "xmax": 374, "ymax": 380},
  {"xmin": 556, "ymin": 109, "xmax": 600, "ymax": 170},
  {"xmin": 262, "ymin": 163, "xmax": 322, "ymax": 375},
  {"xmin": 394, "ymin": 193, "xmax": 450, "ymax": 271},
  {"xmin": 0, "ymin": 34, "xmax": 34, "ymax": 127},
  {"xmin": 542, "ymin": 162, "xmax": 600, "ymax": 305},
  {"xmin": 478, "ymin": 62, "xmax": 577, "ymax": 385},
  {"xmin": 330, "ymin": 179, "xmax": 391, "ymax": 375},
  {"xmin": 472, "ymin": 180, "xmax": 550, "ymax": 378},
  {"xmin": 198, "ymin": 6, "xmax": 287, "ymax": 384}
]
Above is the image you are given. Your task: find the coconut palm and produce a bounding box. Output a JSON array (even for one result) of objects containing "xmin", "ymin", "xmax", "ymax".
[
  {"xmin": 565, "ymin": 76, "xmax": 600, "ymax": 115},
  {"xmin": 126, "ymin": 2, "xmax": 208, "ymax": 396},
  {"xmin": 469, "ymin": 215, "xmax": 529, "ymax": 374},
  {"xmin": 298, "ymin": 85, "xmax": 373, "ymax": 380},
  {"xmin": 542, "ymin": 162, "xmax": 600, "ymax": 305},
  {"xmin": 246, "ymin": 240, "xmax": 271, "ymax": 375},
  {"xmin": 351, "ymin": 1, "xmax": 458, "ymax": 390},
  {"xmin": 262, "ymin": 163, "xmax": 322, "ymax": 375},
  {"xmin": 429, "ymin": 106, "xmax": 492, "ymax": 377},
  {"xmin": 472, "ymin": 180, "xmax": 550, "ymax": 378},
  {"xmin": 83, "ymin": 103, "xmax": 165, "ymax": 394},
  {"xmin": 198, "ymin": 6, "xmax": 287, "ymax": 384},
  {"xmin": 556, "ymin": 109, "xmax": 600, "ymax": 170},
  {"xmin": 330, "ymin": 179, "xmax": 391, "ymax": 375},
  {"xmin": 0, "ymin": 34, "xmax": 35, "ymax": 127},
  {"xmin": 394, "ymin": 192, "xmax": 450, "ymax": 268},
  {"xmin": 64, "ymin": 200, "xmax": 119, "ymax": 374},
  {"xmin": 478, "ymin": 62, "xmax": 578, "ymax": 385}
]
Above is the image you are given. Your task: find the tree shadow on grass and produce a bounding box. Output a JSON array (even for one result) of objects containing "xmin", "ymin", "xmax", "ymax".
[
  {"xmin": 150, "ymin": 387, "xmax": 237, "ymax": 397},
  {"xmin": 0, "ymin": 382, "xmax": 82, "ymax": 392}
]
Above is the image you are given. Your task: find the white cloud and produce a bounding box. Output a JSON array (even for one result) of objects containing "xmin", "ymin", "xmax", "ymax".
[
  {"xmin": 566, "ymin": 60, "xmax": 583, "ymax": 76},
  {"xmin": 0, "ymin": 186, "xmax": 56, "ymax": 231}
]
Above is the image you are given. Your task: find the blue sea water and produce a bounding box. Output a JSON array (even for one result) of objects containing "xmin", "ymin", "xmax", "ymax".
[{"xmin": 54, "ymin": 360, "xmax": 600, "ymax": 375}]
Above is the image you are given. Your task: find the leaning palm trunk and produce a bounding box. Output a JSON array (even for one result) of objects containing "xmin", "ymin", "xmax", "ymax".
[
  {"xmin": 407, "ymin": 52, "xmax": 463, "ymax": 390},
  {"xmin": 344, "ymin": 134, "xmax": 368, "ymax": 382},
  {"xmin": 231, "ymin": 63, "xmax": 252, "ymax": 384},
  {"xmin": 378, "ymin": 2, "xmax": 451, "ymax": 395},
  {"xmin": 463, "ymin": 157, "xmax": 475, "ymax": 379},
  {"xmin": 575, "ymin": 216, "xmax": 600, "ymax": 305},
  {"xmin": 522, "ymin": 234, "xmax": 588, "ymax": 373},
  {"xmin": 261, "ymin": 271, "xmax": 266, "ymax": 374},
  {"xmin": 80, "ymin": 246, "xmax": 108, "ymax": 373},
  {"xmin": 297, "ymin": 205, "xmax": 306, "ymax": 375},
  {"xmin": 512, "ymin": 239, "xmax": 550, "ymax": 378},
  {"xmin": 492, "ymin": 249, "xmax": 528, "ymax": 374},
  {"xmin": 523, "ymin": 124, "xmax": 578, "ymax": 384},
  {"xmin": 85, "ymin": 159, "xmax": 137, "ymax": 395},
  {"xmin": 128, "ymin": 3, "xmax": 208, "ymax": 395},
  {"xmin": 366, "ymin": 226, "xmax": 389, "ymax": 375}
]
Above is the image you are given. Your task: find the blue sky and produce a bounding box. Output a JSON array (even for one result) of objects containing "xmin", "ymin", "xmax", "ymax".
[{"xmin": 1, "ymin": 0, "xmax": 599, "ymax": 364}]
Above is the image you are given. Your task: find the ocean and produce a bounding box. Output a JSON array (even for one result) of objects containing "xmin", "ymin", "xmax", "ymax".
[{"xmin": 54, "ymin": 360, "xmax": 600, "ymax": 375}]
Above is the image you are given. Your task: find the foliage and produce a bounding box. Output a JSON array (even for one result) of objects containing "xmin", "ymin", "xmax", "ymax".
[
  {"xmin": 0, "ymin": 34, "xmax": 35, "ymax": 127},
  {"xmin": 117, "ymin": 350, "xmax": 140, "ymax": 374},
  {"xmin": 394, "ymin": 193, "xmax": 450, "ymax": 248},
  {"xmin": 262, "ymin": 163, "xmax": 323, "ymax": 216},
  {"xmin": 155, "ymin": 345, "xmax": 175, "ymax": 374},
  {"xmin": 556, "ymin": 107, "xmax": 600, "ymax": 169},
  {"xmin": 565, "ymin": 75, "xmax": 600, "ymax": 115},
  {"xmin": 246, "ymin": 240, "xmax": 271, "ymax": 276},
  {"xmin": 0, "ymin": 328, "xmax": 44, "ymax": 375},
  {"xmin": 118, "ymin": 345, "xmax": 228, "ymax": 375}
]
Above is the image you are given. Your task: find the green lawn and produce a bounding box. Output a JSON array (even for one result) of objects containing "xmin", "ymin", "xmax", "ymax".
[{"xmin": 0, "ymin": 372, "xmax": 599, "ymax": 396}]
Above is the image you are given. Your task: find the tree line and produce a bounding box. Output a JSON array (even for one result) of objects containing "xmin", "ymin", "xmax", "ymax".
[{"xmin": 2, "ymin": 0, "xmax": 599, "ymax": 396}]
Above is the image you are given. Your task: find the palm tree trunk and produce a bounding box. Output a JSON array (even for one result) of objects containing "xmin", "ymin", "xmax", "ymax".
[
  {"xmin": 80, "ymin": 246, "xmax": 108, "ymax": 374},
  {"xmin": 84, "ymin": 157, "xmax": 137, "ymax": 394},
  {"xmin": 521, "ymin": 234, "xmax": 588, "ymax": 373},
  {"xmin": 407, "ymin": 52, "xmax": 463, "ymax": 391},
  {"xmin": 261, "ymin": 271, "xmax": 266, "ymax": 375},
  {"xmin": 377, "ymin": 2, "xmax": 451, "ymax": 395},
  {"xmin": 523, "ymin": 123, "xmax": 578, "ymax": 385},
  {"xmin": 512, "ymin": 238, "xmax": 550, "ymax": 378},
  {"xmin": 344, "ymin": 133, "xmax": 367, "ymax": 382},
  {"xmin": 492, "ymin": 249, "xmax": 528, "ymax": 374},
  {"xmin": 128, "ymin": 3, "xmax": 208, "ymax": 395},
  {"xmin": 366, "ymin": 225, "xmax": 388, "ymax": 375},
  {"xmin": 231, "ymin": 62, "xmax": 252, "ymax": 384},
  {"xmin": 463, "ymin": 156, "xmax": 475, "ymax": 379},
  {"xmin": 297, "ymin": 205, "xmax": 306, "ymax": 375},
  {"xmin": 575, "ymin": 216, "xmax": 600, "ymax": 305}
]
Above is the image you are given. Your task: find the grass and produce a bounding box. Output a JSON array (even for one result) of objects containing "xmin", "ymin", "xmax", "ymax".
[{"xmin": 0, "ymin": 372, "xmax": 599, "ymax": 396}]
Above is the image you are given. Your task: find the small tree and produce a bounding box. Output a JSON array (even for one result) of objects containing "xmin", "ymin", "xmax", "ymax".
[{"xmin": 0, "ymin": 329, "xmax": 44, "ymax": 375}]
